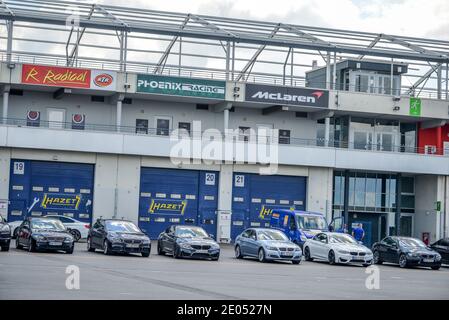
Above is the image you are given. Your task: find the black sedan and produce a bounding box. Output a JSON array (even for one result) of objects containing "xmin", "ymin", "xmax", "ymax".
[
  {"xmin": 0, "ymin": 215, "xmax": 11, "ymax": 252},
  {"xmin": 430, "ymin": 238, "xmax": 449, "ymax": 265},
  {"xmin": 87, "ymin": 219, "xmax": 151, "ymax": 257},
  {"xmin": 16, "ymin": 217, "xmax": 74, "ymax": 254},
  {"xmin": 157, "ymin": 225, "xmax": 220, "ymax": 260},
  {"xmin": 372, "ymin": 236, "xmax": 442, "ymax": 270}
]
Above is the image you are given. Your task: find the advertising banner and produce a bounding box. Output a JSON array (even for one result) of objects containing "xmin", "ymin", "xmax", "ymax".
[
  {"xmin": 148, "ymin": 199, "xmax": 188, "ymax": 215},
  {"xmin": 21, "ymin": 64, "xmax": 116, "ymax": 91},
  {"xmin": 245, "ymin": 83, "xmax": 329, "ymax": 108},
  {"xmin": 136, "ymin": 74, "xmax": 226, "ymax": 99}
]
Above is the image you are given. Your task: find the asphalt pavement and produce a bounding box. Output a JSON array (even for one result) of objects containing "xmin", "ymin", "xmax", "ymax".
[{"xmin": 1, "ymin": 242, "xmax": 448, "ymax": 300}]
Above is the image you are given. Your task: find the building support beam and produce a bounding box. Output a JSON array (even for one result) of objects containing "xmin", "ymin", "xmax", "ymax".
[
  {"xmin": 407, "ymin": 63, "xmax": 442, "ymax": 95},
  {"xmin": 310, "ymin": 110, "xmax": 334, "ymax": 121},
  {"xmin": 2, "ymin": 85, "xmax": 10, "ymax": 124},
  {"xmin": 235, "ymin": 25, "xmax": 280, "ymax": 82},
  {"xmin": 53, "ymin": 88, "xmax": 72, "ymax": 100},
  {"xmin": 420, "ymin": 119, "xmax": 447, "ymax": 130},
  {"xmin": 213, "ymin": 102, "xmax": 232, "ymax": 113},
  {"xmin": 395, "ymin": 173, "xmax": 402, "ymax": 236},
  {"xmin": 343, "ymin": 170, "xmax": 350, "ymax": 231},
  {"xmin": 262, "ymin": 105, "xmax": 288, "ymax": 115},
  {"xmin": 154, "ymin": 16, "xmax": 190, "ymax": 74}
]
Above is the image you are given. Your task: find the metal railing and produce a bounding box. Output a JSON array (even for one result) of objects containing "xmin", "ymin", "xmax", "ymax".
[{"xmin": 2, "ymin": 118, "xmax": 447, "ymax": 157}]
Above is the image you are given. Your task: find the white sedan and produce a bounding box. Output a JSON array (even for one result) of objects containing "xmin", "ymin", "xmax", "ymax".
[
  {"xmin": 303, "ymin": 232, "xmax": 373, "ymax": 266},
  {"xmin": 44, "ymin": 215, "xmax": 90, "ymax": 242}
]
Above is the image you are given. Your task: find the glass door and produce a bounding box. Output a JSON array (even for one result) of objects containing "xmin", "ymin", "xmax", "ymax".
[{"xmin": 353, "ymin": 131, "xmax": 372, "ymax": 150}]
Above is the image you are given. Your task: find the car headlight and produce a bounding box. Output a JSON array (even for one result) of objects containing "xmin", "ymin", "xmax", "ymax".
[
  {"xmin": 407, "ymin": 252, "xmax": 419, "ymax": 257},
  {"xmin": 179, "ymin": 242, "xmax": 192, "ymax": 249},
  {"xmin": 266, "ymin": 246, "xmax": 278, "ymax": 251},
  {"xmin": 64, "ymin": 237, "xmax": 73, "ymax": 243},
  {"xmin": 435, "ymin": 254, "xmax": 442, "ymax": 261},
  {"xmin": 339, "ymin": 250, "xmax": 350, "ymax": 254},
  {"xmin": 33, "ymin": 235, "xmax": 47, "ymax": 241},
  {"xmin": 108, "ymin": 235, "xmax": 123, "ymax": 243},
  {"xmin": 211, "ymin": 243, "xmax": 220, "ymax": 249},
  {"xmin": 0, "ymin": 224, "xmax": 10, "ymax": 232},
  {"xmin": 142, "ymin": 239, "xmax": 151, "ymax": 245}
]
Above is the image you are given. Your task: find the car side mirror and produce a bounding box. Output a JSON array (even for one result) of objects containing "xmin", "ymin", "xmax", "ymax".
[{"xmin": 209, "ymin": 234, "xmax": 214, "ymax": 239}]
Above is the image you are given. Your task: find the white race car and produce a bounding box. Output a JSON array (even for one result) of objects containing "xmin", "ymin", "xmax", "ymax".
[
  {"xmin": 303, "ymin": 232, "xmax": 373, "ymax": 266},
  {"xmin": 44, "ymin": 215, "xmax": 90, "ymax": 242}
]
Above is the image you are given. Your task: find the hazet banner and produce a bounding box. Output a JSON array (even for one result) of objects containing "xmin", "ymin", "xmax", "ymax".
[
  {"xmin": 136, "ymin": 74, "xmax": 226, "ymax": 99},
  {"xmin": 40, "ymin": 193, "xmax": 82, "ymax": 211},
  {"xmin": 148, "ymin": 199, "xmax": 188, "ymax": 215}
]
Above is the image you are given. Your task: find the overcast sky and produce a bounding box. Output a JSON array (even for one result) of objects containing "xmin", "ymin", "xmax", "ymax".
[{"xmin": 95, "ymin": 0, "xmax": 449, "ymax": 40}]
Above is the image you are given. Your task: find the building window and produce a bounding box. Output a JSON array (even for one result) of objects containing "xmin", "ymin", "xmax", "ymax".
[
  {"xmin": 178, "ymin": 122, "xmax": 191, "ymax": 136},
  {"xmin": 279, "ymin": 130, "xmax": 291, "ymax": 145},
  {"xmin": 156, "ymin": 117, "xmax": 171, "ymax": 136},
  {"xmin": 239, "ymin": 127, "xmax": 251, "ymax": 142},
  {"xmin": 136, "ymin": 119, "xmax": 148, "ymax": 134}
]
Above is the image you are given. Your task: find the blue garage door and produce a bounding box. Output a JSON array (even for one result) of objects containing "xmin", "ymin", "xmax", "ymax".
[
  {"xmin": 231, "ymin": 173, "xmax": 307, "ymax": 240},
  {"xmin": 138, "ymin": 168, "xmax": 219, "ymax": 239},
  {"xmin": 8, "ymin": 160, "xmax": 95, "ymax": 224}
]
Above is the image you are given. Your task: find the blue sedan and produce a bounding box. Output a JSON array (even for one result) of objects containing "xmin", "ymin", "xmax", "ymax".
[{"xmin": 234, "ymin": 228, "xmax": 302, "ymax": 264}]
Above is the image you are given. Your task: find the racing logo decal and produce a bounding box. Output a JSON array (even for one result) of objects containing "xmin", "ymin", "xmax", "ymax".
[
  {"xmin": 148, "ymin": 199, "xmax": 187, "ymax": 215},
  {"xmin": 41, "ymin": 193, "xmax": 82, "ymax": 210},
  {"xmin": 258, "ymin": 205, "xmax": 295, "ymax": 219}
]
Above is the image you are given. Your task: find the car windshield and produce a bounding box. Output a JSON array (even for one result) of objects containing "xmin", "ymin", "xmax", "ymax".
[
  {"xmin": 329, "ymin": 234, "xmax": 358, "ymax": 244},
  {"xmin": 31, "ymin": 219, "xmax": 65, "ymax": 231},
  {"xmin": 106, "ymin": 221, "xmax": 141, "ymax": 233},
  {"xmin": 257, "ymin": 230, "xmax": 288, "ymax": 241},
  {"xmin": 399, "ymin": 238, "xmax": 427, "ymax": 248},
  {"xmin": 297, "ymin": 215, "xmax": 327, "ymax": 230},
  {"xmin": 175, "ymin": 227, "xmax": 208, "ymax": 238}
]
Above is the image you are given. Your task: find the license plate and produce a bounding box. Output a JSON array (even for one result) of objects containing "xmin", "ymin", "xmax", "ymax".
[
  {"xmin": 196, "ymin": 249, "xmax": 209, "ymax": 254},
  {"xmin": 282, "ymin": 252, "xmax": 294, "ymax": 257},
  {"xmin": 423, "ymin": 258, "xmax": 434, "ymax": 263},
  {"xmin": 49, "ymin": 242, "xmax": 62, "ymax": 246},
  {"xmin": 126, "ymin": 244, "xmax": 140, "ymax": 248}
]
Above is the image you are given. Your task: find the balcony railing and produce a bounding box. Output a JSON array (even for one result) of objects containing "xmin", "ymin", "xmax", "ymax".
[
  {"xmin": 1, "ymin": 52, "xmax": 447, "ymax": 100},
  {"xmin": 2, "ymin": 118, "xmax": 447, "ymax": 157}
]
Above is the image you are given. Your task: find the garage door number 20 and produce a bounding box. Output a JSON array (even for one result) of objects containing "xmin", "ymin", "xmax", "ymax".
[{"xmin": 205, "ymin": 173, "xmax": 216, "ymax": 186}]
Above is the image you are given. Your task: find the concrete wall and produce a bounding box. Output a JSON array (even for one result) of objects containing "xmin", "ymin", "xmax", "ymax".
[
  {"xmin": 414, "ymin": 175, "xmax": 448, "ymax": 243},
  {"xmin": 2, "ymin": 91, "xmax": 317, "ymax": 141}
]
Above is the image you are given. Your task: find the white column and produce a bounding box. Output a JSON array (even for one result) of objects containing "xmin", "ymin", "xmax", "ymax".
[
  {"xmin": 217, "ymin": 164, "xmax": 233, "ymax": 243},
  {"xmin": 116, "ymin": 99, "xmax": 122, "ymax": 132},
  {"xmin": 2, "ymin": 85, "xmax": 10, "ymax": 124},
  {"xmin": 324, "ymin": 53, "xmax": 331, "ymax": 147},
  {"xmin": 224, "ymin": 108, "xmax": 230, "ymax": 131},
  {"xmin": 324, "ymin": 117, "xmax": 331, "ymax": 147}
]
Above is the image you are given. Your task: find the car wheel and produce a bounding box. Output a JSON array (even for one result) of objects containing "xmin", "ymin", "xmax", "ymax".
[
  {"xmin": 173, "ymin": 245, "xmax": 181, "ymax": 259},
  {"xmin": 399, "ymin": 254, "xmax": 408, "ymax": 268},
  {"xmin": 304, "ymin": 246, "xmax": 313, "ymax": 261},
  {"xmin": 328, "ymin": 250, "xmax": 336, "ymax": 265},
  {"xmin": 258, "ymin": 248, "xmax": 266, "ymax": 263},
  {"xmin": 292, "ymin": 260, "xmax": 301, "ymax": 265},
  {"xmin": 69, "ymin": 229, "xmax": 81, "ymax": 242},
  {"xmin": 235, "ymin": 245, "xmax": 243, "ymax": 259},
  {"xmin": 141, "ymin": 251, "xmax": 150, "ymax": 258},
  {"xmin": 87, "ymin": 237, "xmax": 95, "ymax": 252},
  {"xmin": 65, "ymin": 246, "xmax": 74, "ymax": 254},
  {"xmin": 373, "ymin": 250, "xmax": 383, "ymax": 264},
  {"xmin": 431, "ymin": 266, "xmax": 440, "ymax": 270},
  {"xmin": 157, "ymin": 241, "xmax": 165, "ymax": 255},
  {"xmin": 103, "ymin": 240, "xmax": 111, "ymax": 255},
  {"xmin": 16, "ymin": 238, "xmax": 23, "ymax": 250},
  {"xmin": 13, "ymin": 228, "xmax": 19, "ymax": 239},
  {"xmin": 28, "ymin": 239, "xmax": 36, "ymax": 252}
]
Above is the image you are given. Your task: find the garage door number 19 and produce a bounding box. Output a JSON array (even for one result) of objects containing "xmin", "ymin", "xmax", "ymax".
[{"xmin": 13, "ymin": 162, "xmax": 25, "ymax": 175}]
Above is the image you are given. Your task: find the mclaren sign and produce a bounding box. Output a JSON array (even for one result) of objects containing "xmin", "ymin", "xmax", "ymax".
[{"xmin": 245, "ymin": 84, "xmax": 329, "ymax": 108}]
